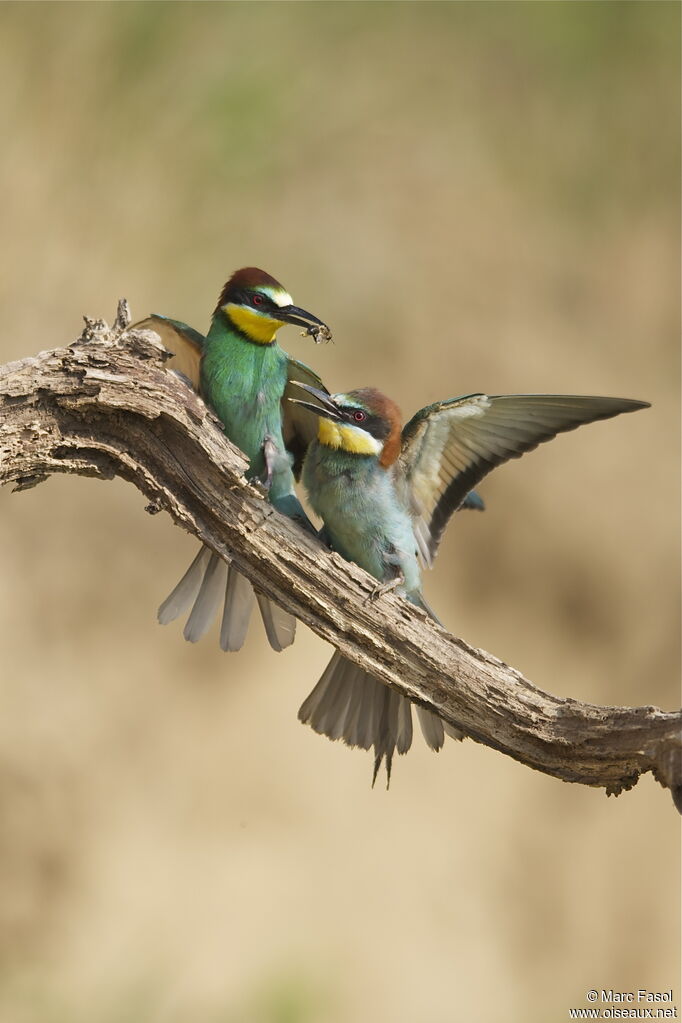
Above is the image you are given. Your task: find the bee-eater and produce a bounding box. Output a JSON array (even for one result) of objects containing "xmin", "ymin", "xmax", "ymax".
[
  {"xmin": 290, "ymin": 384, "xmax": 649, "ymax": 784},
  {"xmin": 135, "ymin": 268, "xmax": 332, "ymax": 653}
]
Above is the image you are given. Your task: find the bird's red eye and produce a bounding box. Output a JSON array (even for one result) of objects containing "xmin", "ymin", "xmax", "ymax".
[
  {"xmin": 252, "ymin": 293, "xmax": 264, "ymax": 306},
  {"xmin": 353, "ymin": 410, "xmax": 366, "ymax": 423}
]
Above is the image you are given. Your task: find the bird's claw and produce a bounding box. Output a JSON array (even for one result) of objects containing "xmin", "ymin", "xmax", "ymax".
[
  {"xmin": 250, "ymin": 478, "xmax": 270, "ymax": 497},
  {"xmin": 260, "ymin": 436, "xmax": 281, "ymax": 491},
  {"xmin": 368, "ymin": 574, "xmax": 404, "ymax": 602}
]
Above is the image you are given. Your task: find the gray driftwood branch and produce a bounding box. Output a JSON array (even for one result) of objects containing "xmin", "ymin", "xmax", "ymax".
[{"xmin": 1, "ymin": 305, "xmax": 680, "ymax": 811}]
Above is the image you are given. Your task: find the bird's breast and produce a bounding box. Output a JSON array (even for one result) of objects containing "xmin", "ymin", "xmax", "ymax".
[
  {"xmin": 200, "ymin": 337, "xmax": 288, "ymax": 471},
  {"xmin": 303, "ymin": 447, "xmax": 420, "ymax": 591}
]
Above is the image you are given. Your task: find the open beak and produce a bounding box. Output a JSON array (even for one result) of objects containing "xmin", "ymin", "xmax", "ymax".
[
  {"xmin": 288, "ymin": 381, "xmax": 343, "ymax": 421},
  {"xmin": 277, "ymin": 305, "xmax": 333, "ymax": 344}
]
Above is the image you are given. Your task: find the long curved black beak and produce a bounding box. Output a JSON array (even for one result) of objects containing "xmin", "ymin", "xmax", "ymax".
[
  {"xmin": 278, "ymin": 305, "xmax": 333, "ymax": 344},
  {"xmin": 288, "ymin": 381, "xmax": 343, "ymax": 421}
]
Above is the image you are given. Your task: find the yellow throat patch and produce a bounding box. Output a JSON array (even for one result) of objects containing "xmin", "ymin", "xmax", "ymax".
[
  {"xmin": 225, "ymin": 303, "xmax": 285, "ymax": 344},
  {"xmin": 318, "ymin": 418, "xmax": 382, "ymax": 456}
]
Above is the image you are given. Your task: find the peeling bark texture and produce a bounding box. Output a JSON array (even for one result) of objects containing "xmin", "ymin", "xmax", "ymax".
[{"xmin": 1, "ymin": 305, "xmax": 680, "ymax": 811}]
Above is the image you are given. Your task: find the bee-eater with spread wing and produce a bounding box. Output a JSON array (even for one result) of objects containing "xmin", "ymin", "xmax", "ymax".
[
  {"xmin": 136, "ymin": 268, "xmax": 332, "ymax": 653},
  {"xmin": 290, "ymin": 384, "xmax": 649, "ymax": 784}
]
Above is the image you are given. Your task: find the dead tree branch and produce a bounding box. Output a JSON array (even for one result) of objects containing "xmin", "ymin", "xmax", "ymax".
[{"xmin": 1, "ymin": 306, "xmax": 680, "ymax": 810}]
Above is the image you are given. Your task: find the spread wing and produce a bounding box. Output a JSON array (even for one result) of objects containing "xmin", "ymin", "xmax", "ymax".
[
  {"xmin": 132, "ymin": 314, "xmax": 205, "ymax": 390},
  {"xmin": 400, "ymin": 393, "xmax": 649, "ymax": 566},
  {"xmin": 283, "ymin": 357, "xmax": 331, "ymax": 479}
]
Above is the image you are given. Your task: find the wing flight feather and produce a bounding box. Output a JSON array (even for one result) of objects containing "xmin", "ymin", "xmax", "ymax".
[
  {"xmin": 133, "ymin": 314, "xmax": 205, "ymax": 390},
  {"xmin": 400, "ymin": 393, "xmax": 649, "ymax": 566},
  {"xmin": 283, "ymin": 357, "xmax": 331, "ymax": 479}
]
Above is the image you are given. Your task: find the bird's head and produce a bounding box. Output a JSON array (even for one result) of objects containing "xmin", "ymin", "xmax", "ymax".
[
  {"xmin": 214, "ymin": 267, "xmax": 331, "ymax": 345},
  {"xmin": 290, "ymin": 384, "xmax": 403, "ymax": 467}
]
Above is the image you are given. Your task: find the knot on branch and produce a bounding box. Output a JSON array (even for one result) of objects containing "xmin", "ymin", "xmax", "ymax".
[{"xmin": 77, "ymin": 300, "xmax": 170, "ymax": 368}]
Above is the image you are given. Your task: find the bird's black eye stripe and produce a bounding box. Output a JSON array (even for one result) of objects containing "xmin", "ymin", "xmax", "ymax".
[
  {"xmin": 230, "ymin": 288, "xmax": 272, "ymax": 310},
  {"xmin": 341, "ymin": 408, "xmax": 389, "ymax": 440}
]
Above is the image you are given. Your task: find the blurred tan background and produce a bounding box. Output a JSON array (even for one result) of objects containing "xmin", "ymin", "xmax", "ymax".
[{"xmin": 0, "ymin": 3, "xmax": 679, "ymax": 1022}]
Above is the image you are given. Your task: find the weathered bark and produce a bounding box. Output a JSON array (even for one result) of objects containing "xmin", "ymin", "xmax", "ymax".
[{"xmin": 1, "ymin": 304, "xmax": 680, "ymax": 810}]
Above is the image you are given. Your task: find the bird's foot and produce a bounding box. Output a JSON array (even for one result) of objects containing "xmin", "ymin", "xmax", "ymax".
[
  {"xmin": 259, "ymin": 436, "xmax": 280, "ymax": 492},
  {"xmin": 368, "ymin": 574, "xmax": 404, "ymax": 601},
  {"xmin": 250, "ymin": 478, "xmax": 270, "ymax": 498}
]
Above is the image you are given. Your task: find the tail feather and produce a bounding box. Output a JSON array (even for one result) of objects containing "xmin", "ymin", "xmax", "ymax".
[
  {"xmin": 355, "ymin": 667, "xmax": 382, "ymax": 750},
  {"xmin": 309, "ymin": 653, "xmax": 356, "ymax": 739},
  {"xmin": 157, "ymin": 547, "xmax": 211, "ymax": 624},
  {"xmin": 396, "ymin": 697, "xmax": 413, "ymax": 754},
  {"xmin": 183, "ymin": 553, "xmax": 228, "ymax": 643},
  {"xmin": 299, "ymin": 654, "xmax": 365, "ymax": 743},
  {"xmin": 159, "ymin": 546, "xmax": 296, "ymax": 653},
  {"xmin": 372, "ymin": 687, "xmax": 402, "ymax": 787},
  {"xmin": 255, "ymin": 593, "xmax": 296, "ymax": 652},
  {"xmin": 299, "ymin": 653, "xmax": 340, "ymax": 730},
  {"xmin": 220, "ymin": 564, "xmax": 256, "ymax": 651},
  {"xmin": 343, "ymin": 663, "xmax": 371, "ymax": 748},
  {"xmin": 416, "ymin": 706, "xmax": 445, "ymax": 752},
  {"xmin": 299, "ymin": 652, "xmax": 457, "ymax": 784}
]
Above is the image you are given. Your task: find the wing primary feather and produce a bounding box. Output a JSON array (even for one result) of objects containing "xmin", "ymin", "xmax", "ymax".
[
  {"xmin": 283, "ymin": 357, "xmax": 330, "ymax": 479},
  {"xmin": 402, "ymin": 393, "xmax": 648, "ymax": 563},
  {"xmin": 133, "ymin": 315, "xmax": 205, "ymax": 390}
]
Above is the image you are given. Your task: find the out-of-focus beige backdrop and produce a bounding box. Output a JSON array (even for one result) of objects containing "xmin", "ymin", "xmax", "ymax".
[{"xmin": 0, "ymin": 4, "xmax": 679, "ymax": 1022}]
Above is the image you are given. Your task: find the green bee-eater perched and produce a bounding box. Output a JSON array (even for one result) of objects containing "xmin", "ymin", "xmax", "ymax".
[
  {"xmin": 290, "ymin": 383, "xmax": 649, "ymax": 784},
  {"xmin": 137, "ymin": 267, "xmax": 332, "ymax": 653}
]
